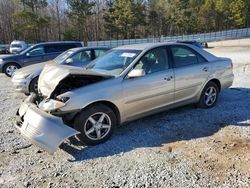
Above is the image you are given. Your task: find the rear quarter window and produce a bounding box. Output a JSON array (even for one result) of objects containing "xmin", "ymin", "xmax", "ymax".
[
  {"xmin": 60, "ymin": 44, "xmax": 81, "ymax": 51},
  {"xmin": 44, "ymin": 43, "xmax": 80, "ymax": 53}
]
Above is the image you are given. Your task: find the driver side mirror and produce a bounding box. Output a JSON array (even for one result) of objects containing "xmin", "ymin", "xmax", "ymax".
[
  {"xmin": 127, "ymin": 69, "xmax": 145, "ymax": 78},
  {"xmin": 65, "ymin": 58, "xmax": 73, "ymax": 64}
]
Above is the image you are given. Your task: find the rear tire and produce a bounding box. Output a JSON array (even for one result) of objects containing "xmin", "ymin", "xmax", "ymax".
[
  {"xmin": 29, "ymin": 77, "xmax": 39, "ymax": 94},
  {"xmin": 74, "ymin": 104, "xmax": 117, "ymax": 145},
  {"xmin": 3, "ymin": 63, "xmax": 20, "ymax": 77},
  {"xmin": 198, "ymin": 82, "xmax": 219, "ymax": 108}
]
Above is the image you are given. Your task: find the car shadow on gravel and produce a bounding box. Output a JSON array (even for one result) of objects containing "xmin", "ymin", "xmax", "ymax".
[{"xmin": 61, "ymin": 87, "xmax": 250, "ymax": 161}]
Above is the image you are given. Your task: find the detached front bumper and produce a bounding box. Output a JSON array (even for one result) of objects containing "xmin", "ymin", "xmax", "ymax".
[{"xmin": 16, "ymin": 96, "xmax": 79, "ymax": 154}]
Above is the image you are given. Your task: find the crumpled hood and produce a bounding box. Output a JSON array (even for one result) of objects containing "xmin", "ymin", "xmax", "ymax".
[
  {"xmin": 38, "ymin": 63, "xmax": 110, "ymax": 97},
  {"xmin": 14, "ymin": 62, "xmax": 48, "ymax": 76}
]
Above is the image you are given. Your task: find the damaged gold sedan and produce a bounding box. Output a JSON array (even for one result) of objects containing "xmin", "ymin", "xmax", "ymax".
[{"xmin": 16, "ymin": 42, "xmax": 234, "ymax": 154}]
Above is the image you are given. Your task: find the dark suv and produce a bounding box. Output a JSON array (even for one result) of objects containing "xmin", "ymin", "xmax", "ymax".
[{"xmin": 0, "ymin": 41, "xmax": 83, "ymax": 76}]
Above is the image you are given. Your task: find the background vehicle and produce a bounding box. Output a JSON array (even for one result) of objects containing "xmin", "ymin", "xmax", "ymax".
[
  {"xmin": 176, "ymin": 40, "xmax": 203, "ymax": 48},
  {"xmin": 0, "ymin": 41, "xmax": 83, "ymax": 77},
  {"xmin": 0, "ymin": 46, "xmax": 9, "ymax": 54},
  {"xmin": 9, "ymin": 40, "xmax": 28, "ymax": 54},
  {"xmin": 16, "ymin": 42, "xmax": 234, "ymax": 153},
  {"xmin": 12, "ymin": 47, "xmax": 110, "ymax": 94}
]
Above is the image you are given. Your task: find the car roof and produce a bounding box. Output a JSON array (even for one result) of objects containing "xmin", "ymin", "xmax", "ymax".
[
  {"xmin": 68, "ymin": 46, "xmax": 110, "ymax": 52},
  {"xmin": 34, "ymin": 41, "xmax": 82, "ymax": 46},
  {"xmin": 11, "ymin": 40, "xmax": 26, "ymax": 44},
  {"xmin": 114, "ymin": 42, "xmax": 187, "ymax": 51},
  {"xmin": 115, "ymin": 42, "xmax": 218, "ymax": 62}
]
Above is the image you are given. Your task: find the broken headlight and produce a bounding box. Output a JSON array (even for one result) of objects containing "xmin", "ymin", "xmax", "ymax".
[{"xmin": 39, "ymin": 99, "xmax": 66, "ymax": 112}]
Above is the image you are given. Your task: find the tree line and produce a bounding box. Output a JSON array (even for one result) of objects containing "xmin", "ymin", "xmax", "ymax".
[{"xmin": 0, "ymin": 0, "xmax": 249, "ymax": 44}]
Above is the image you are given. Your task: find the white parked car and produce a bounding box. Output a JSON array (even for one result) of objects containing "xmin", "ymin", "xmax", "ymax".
[{"xmin": 9, "ymin": 40, "xmax": 28, "ymax": 54}]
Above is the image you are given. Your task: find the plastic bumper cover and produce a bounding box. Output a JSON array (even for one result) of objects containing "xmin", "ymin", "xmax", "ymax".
[{"xmin": 16, "ymin": 97, "xmax": 79, "ymax": 154}]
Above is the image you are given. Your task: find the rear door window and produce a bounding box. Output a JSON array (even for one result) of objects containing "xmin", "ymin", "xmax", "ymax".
[
  {"xmin": 44, "ymin": 43, "xmax": 80, "ymax": 54},
  {"xmin": 44, "ymin": 44, "xmax": 62, "ymax": 53},
  {"xmin": 170, "ymin": 46, "xmax": 206, "ymax": 68},
  {"xmin": 60, "ymin": 44, "xmax": 80, "ymax": 51}
]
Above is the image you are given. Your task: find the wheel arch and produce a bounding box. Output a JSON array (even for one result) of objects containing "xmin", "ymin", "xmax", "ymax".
[
  {"xmin": 2, "ymin": 62, "xmax": 21, "ymax": 72},
  {"xmin": 197, "ymin": 78, "xmax": 221, "ymax": 102},
  {"xmin": 208, "ymin": 78, "xmax": 221, "ymax": 92},
  {"xmin": 29, "ymin": 76, "xmax": 39, "ymax": 93},
  {"xmin": 80, "ymin": 100, "xmax": 121, "ymax": 125}
]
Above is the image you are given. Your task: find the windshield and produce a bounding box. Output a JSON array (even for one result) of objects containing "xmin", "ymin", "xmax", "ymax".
[
  {"xmin": 86, "ymin": 49, "xmax": 141, "ymax": 76},
  {"xmin": 11, "ymin": 44, "xmax": 22, "ymax": 48},
  {"xmin": 53, "ymin": 50, "xmax": 74, "ymax": 64}
]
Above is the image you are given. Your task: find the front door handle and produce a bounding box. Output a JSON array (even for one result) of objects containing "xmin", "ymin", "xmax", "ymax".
[
  {"xmin": 164, "ymin": 76, "xmax": 173, "ymax": 81},
  {"xmin": 203, "ymin": 67, "xmax": 209, "ymax": 72}
]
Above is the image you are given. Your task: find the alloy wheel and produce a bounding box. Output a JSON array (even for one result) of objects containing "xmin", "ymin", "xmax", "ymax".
[
  {"xmin": 84, "ymin": 112, "xmax": 112, "ymax": 141},
  {"xmin": 204, "ymin": 86, "xmax": 217, "ymax": 106},
  {"xmin": 6, "ymin": 65, "xmax": 18, "ymax": 76}
]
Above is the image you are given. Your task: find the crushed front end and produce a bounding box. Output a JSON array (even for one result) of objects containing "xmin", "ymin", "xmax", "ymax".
[{"xmin": 15, "ymin": 64, "xmax": 111, "ymax": 154}]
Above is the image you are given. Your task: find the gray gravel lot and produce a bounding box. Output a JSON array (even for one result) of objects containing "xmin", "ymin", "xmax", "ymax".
[{"xmin": 0, "ymin": 41, "xmax": 250, "ymax": 188}]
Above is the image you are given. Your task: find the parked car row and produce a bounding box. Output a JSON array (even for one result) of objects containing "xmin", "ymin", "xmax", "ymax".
[
  {"xmin": 12, "ymin": 47, "xmax": 109, "ymax": 94},
  {"xmin": 0, "ymin": 41, "xmax": 83, "ymax": 77},
  {"xmin": 2, "ymin": 40, "xmax": 234, "ymax": 154}
]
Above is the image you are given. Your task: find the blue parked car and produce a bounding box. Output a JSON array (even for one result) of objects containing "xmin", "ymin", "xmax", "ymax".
[{"xmin": 0, "ymin": 41, "xmax": 83, "ymax": 77}]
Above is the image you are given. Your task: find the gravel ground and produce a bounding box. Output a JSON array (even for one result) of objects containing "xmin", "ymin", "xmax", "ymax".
[{"xmin": 0, "ymin": 40, "xmax": 250, "ymax": 188}]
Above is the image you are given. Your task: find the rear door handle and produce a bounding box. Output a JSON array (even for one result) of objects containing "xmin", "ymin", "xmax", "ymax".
[
  {"xmin": 202, "ymin": 67, "xmax": 209, "ymax": 72},
  {"xmin": 164, "ymin": 76, "xmax": 173, "ymax": 81}
]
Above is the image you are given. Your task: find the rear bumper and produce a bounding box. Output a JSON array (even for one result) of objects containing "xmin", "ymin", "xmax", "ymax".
[
  {"xmin": 16, "ymin": 95, "xmax": 79, "ymax": 154},
  {"xmin": 221, "ymin": 73, "xmax": 234, "ymax": 90}
]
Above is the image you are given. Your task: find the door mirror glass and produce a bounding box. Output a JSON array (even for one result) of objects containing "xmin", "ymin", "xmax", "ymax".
[
  {"xmin": 127, "ymin": 69, "xmax": 145, "ymax": 78},
  {"xmin": 65, "ymin": 58, "xmax": 73, "ymax": 64}
]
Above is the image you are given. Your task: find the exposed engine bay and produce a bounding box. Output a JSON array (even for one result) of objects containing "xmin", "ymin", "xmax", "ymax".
[
  {"xmin": 50, "ymin": 74, "xmax": 107, "ymax": 99},
  {"xmin": 37, "ymin": 63, "xmax": 112, "ymax": 100}
]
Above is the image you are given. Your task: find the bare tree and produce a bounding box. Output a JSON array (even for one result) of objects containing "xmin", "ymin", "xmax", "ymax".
[
  {"xmin": 0, "ymin": 0, "xmax": 18, "ymax": 43},
  {"xmin": 49, "ymin": 0, "xmax": 66, "ymax": 40}
]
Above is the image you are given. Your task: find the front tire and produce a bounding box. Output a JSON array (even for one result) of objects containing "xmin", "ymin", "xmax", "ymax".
[
  {"xmin": 3, "ymin": 63, "xmax": 20, "ymax": 77},
  {"xmin": 198, "ymin": 82, "xmax": 219, "ymax": 108},
  {"xmin": 29, "ymin": 77, "xmax": 39, "ymax": 94},
  {"xmin": 74, "ymin": 104, "xmax": 117, "ymax": 145}
]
